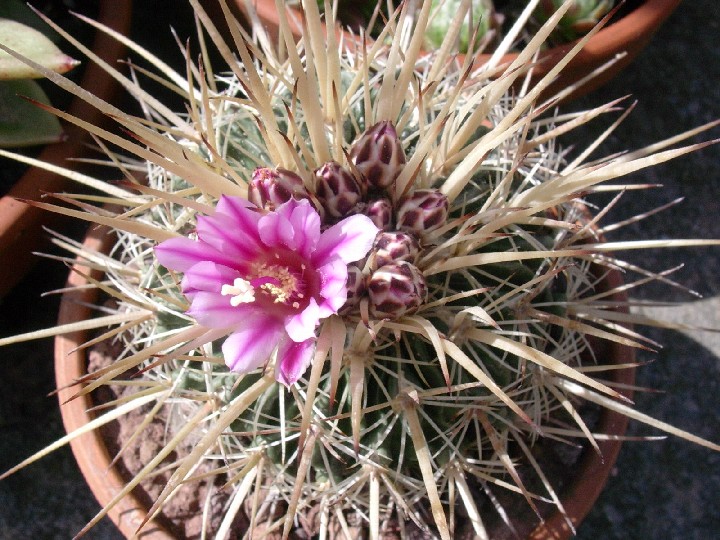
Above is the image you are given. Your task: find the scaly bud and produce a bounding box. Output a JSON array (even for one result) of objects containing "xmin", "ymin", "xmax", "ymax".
[
  {"xmin": 314, "ymin": 161, "xmax": 363, "ymax": 218},
  {"xmin": 368, "ymin": 262, "xmax": 427, "ymax": 319},
  {"xmin": 342, "ymin": 263, "xmax": 367, "ymax": 311},
  {"xmin": 249, "ymin": 167, "xmax": 310, "ymax": 210},
  {"xmin": 396, "ymin": 189, "xmax": 449, "ymax": 234},
  {"xmin": 349, "ymin": 121, "xmax": 406, "ymax": 190},
  {"xmin": 362, "ymin": 198, "xmax": 393, "ymax": 231},
  {"xmin": 372, "ymin": 231, "xmax": 420, "ymax": 269}
]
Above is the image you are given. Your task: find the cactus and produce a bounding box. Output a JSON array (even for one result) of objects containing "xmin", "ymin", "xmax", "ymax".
[
  {"xmin": 1, "ymin": 1, "xmax": 718, "ymax": 539},
  {"xmin": 395, "ymin": 188, "xmax": 450, "ymax": 235},
  {"xmin": 535, "ymin": 0, "xmax": 616, "ymax": 42},
  {"xmin": 425, "ymin": 0, "xmax": 497, "ymax": 53}
]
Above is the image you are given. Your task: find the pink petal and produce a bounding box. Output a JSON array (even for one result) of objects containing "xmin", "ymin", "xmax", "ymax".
[
  {"xmin": 314, "ymin": 259, "xmax": 348, "ymax": 314},
  {"xmin": 315, "ymin": 298, "xmax": 341, "ymax": 319},
  {"xmin": 215, "ymin": 196, "xmax": 264, "ymax": 236},
  {"xmin": 282, "ymin": 199, "xmax": 321, "ymax": 257},
  {"xmin": 187, "ymin": 291, "xmax": 262, "ymax": 328},
  {"xmin": 313, "ymin": 214, "xmax": 379, "ymax": 266},
  {"xmin": 276, "ymin": 337, "xmax": 315, "ymax": 386},
  {"xmin": 181, "ymin": 261, "xmax": 241, "ymax": 296},
  {"xmin": 222, "ymin": 316, "xmax": 285, "ymax": 373},
  {"xmin": 284, "ymin": 297, "xmax": 321, "ymax": 343},
  {"xmin": 257, "ymin": 199, "xmax": 321, "ymax": 256},
  {"xmin": 196, "ymin": 213, "xmax": 262, "ymax": 262},
  {"xmin": 257, "ymin": 210, "xmax": 295, "ymax": 249},
  {"xmin": 155, "ymin": 237, "xmax": 236, "ymax": 272},
  {"xmin": 318, "ymin": 259, "xmax": 348, "ymax": 300}
]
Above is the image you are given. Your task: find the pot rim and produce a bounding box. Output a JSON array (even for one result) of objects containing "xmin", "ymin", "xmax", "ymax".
[
  {"xmin": 55, "ymin": 225, "xmax": 174, "ymax": 539},
  {"xmin": 240, "ymin": 0, "xmax": 681, "ymax": 101},
  {"xmin": 247, "ymin": 0, "xmax": 681, "ymax": 58}
]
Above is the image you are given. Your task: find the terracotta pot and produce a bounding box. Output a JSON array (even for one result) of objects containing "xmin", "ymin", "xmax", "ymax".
[
  {"xmin": 0, "ymin": 0, "xmax": 133, "ymax": 299},
  {"xmin": 55, "ymin": 225, "xmax": 174, "ymax": 539},
  {"xmin": 55, "ymin": 223, "xmax": 634, "ymax": 539},
  {"xmin": 235, "ymin": 0, "xmax": 680, "ymax": 101}
]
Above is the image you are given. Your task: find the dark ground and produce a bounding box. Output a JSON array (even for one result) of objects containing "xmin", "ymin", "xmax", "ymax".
[{"xmin": 0, "ymin": 0, "xmax": 718, "ymax": 538}]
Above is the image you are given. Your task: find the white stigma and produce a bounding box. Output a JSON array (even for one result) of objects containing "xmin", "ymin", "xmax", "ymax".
[{"xmin": 221, "ymin": 278, "xmax": 256, "ymax": 306}]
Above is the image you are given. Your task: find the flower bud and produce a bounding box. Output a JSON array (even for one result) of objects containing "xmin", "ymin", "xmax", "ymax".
[
  {"xmin": 368, "ymin": 262, "xmax": 427, "ymax": 319},
  {"xmin": 372, "ymin": 231, "xmax": 420, "ymax": 269},
  {"xmin": 350, "ymin": 121, "xmax": 406, "ymax": 189},
  {"xmin": 342, "ymin": 263, "xmax": 367, "ymax": 310},
  {"xmin": 314, "ymin": 161, "xmax": 363, "ymax": 218},
  {"xmin": 249, "ymin": 167, "xmax": 310, "ymax": 210},
  {"xmin": 396, "ymin": 189, "xmax": 449, "ymax": 234},
  {"xmin": 362, "ymin": 198, "xmax": 393, "ymax": 231}
]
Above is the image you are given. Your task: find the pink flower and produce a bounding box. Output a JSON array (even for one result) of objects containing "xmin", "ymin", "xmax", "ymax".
[{"xmin": 155, "ymin": 197, "xmax": 378, "ymax": 385}]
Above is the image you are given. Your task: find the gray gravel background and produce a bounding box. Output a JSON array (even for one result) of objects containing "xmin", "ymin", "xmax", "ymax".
[{"xmin": 0, "ymin": 0, "xmax": 718, "ymax": 538}]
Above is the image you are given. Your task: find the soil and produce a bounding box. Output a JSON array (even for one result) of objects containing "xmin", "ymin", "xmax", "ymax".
[{"xmin": 88, "ymin": 339, "xmax": 237, "ymax": 539}]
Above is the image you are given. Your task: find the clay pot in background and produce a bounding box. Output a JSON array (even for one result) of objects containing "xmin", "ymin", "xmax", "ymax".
[{"xmin": 237, "ymin": 0, "xmax": 681, "ymax": 101}]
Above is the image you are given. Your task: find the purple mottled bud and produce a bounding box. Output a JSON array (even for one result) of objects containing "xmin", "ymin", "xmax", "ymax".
[
  {"xmin": 350, "ymin": 121, "xmax": 406, "ymax": 189},
  {"xmin": 372, "ymin": 231, "xmax": 420, "ymax": 269},
  {"xmin": 249, "ymin": 167, "xmax": 310, "ymax": 210},
  {"xmin": 363, "ymin": 198, "xmax": 393, "ymax": 231},
  {"xmin": 314, "ymin": 161, "xmax": 363, "ymax": 218},
  {"xmin": 343, "ymin": 263, "xmax": 367, "ymax": 310},
  {"xmin": 396, "ymin": 189, "xmax": 449, "ymax": 234},
  {"xmin": 368, "ymin": 261, "xmax": 427, "ymax": 319}
]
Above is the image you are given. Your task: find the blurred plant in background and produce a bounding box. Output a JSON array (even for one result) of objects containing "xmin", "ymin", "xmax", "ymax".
[{"xmin": 0, "ymin": 0, "xmax": 77, "ymax": 148}]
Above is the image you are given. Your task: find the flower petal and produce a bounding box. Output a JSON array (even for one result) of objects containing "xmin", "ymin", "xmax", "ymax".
[
  {"xmin": 313, "ymin": 213, "xmax": 379, "ymax": 265},
  {"xmin": 257, "ymin": 209, "xmax": 295, "ymax": 250},
  {"xmin": 187, "ymin": 291, "xmax": 261, "ymax": 328},
  {"xmin": 196, "ymin": 212, "xmax": 262, "ymax": 262},
  {"xmin": 315, "ymin": 259, "xmax": 347, "ymax": 314},
  {"xmin": 155, "ymin": 237, "xmax": 236, "ymax": 273},
  {"xmin": 222, "ymin": 316, "xmax": 284, "ymax": 373},
  {"xmin": 257, "ymin": 199, "xmax": 322, "ymax": 255},
  {"xmin": 284, "ymin": 297, "xmax": 321, "ymax": 342},
  {"xmin": 276, "ymin": 337, "xmax": 315, "ymax": 386},
  {"xmin": 283, "ymin": 199, "xmax": 321, "ymax": 257},
  {"xmin": 215, "ymin": 196, "xmax": 264, "ymax": 238},
  {"xmin": 318, "ymin": 259, "xmax": 348, "ymax": 300},
  {"xmin": 181, "ymin": 261, "xmax": 241, "ymax": 297}
]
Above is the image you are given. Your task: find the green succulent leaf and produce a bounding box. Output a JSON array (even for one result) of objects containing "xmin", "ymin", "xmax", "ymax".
[
  {"xmin": 0, "ymin": 79, "xmax": 64, "ymax": 147},
  {"xmin": 0, "ymin": 18, "xmax": 78, "ymax": 80}
]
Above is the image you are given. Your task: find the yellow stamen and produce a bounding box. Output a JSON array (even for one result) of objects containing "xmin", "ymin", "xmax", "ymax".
[{"xmin": 253, "ymin": 263, "xmax": 299, "ymax": 304}]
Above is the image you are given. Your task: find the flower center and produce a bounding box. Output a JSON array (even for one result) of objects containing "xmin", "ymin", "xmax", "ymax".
[{"xmin": 221, "ymin": 260, "xmax": 307, "ymax": 310}]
